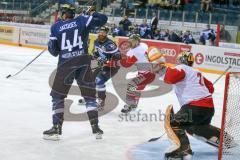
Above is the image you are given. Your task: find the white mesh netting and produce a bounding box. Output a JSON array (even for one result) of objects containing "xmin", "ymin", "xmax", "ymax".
[{"xmin": 221, "ymin": 73, "xmax": 240, "ymax": 160}]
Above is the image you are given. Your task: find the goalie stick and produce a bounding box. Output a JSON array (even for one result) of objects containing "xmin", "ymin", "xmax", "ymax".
[
  {"xmin": 213, "ymin": 65, "xmax": 232, "ymax": 84},
  {"xmin": 148, "ymin": 132, "xmax": 166, "ymax": 142}
]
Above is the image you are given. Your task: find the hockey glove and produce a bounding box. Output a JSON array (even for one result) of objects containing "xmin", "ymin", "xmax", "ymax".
[
  {"xmin": 97, "ymin": 57, "xmax": 108, "ymax": 67},
  {"xmin": 86, "ymin": 6, "xmax": 96, "ymax": 15}
]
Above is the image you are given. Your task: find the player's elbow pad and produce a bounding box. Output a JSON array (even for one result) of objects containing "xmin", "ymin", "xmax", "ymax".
[
  {"xmin": 48, "ymin": 40, "xmax": 60, "ymax": 57},
  {"xmin": 92, "ymin": 12, "xmax": 108, "ymax": 26}
]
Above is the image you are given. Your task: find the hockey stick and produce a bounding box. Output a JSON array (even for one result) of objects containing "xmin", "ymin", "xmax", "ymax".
[
  {"xmin": 84, "ymin": 0, "xmax": 96, "ymax": 6},
  {"xmin": 78, "ymin": 0, "xmax": 96, "ymax": 14},
  {"xmin": 213, "ymin": 65, "xmax": 232, "ymax": 84},
  {"xmin": 148, "ymin": 132, "xmax": 166, "ymax": 142},
  {"xmin": 6, "ymin": 48, "xmax": 47, "ymax": 79}
]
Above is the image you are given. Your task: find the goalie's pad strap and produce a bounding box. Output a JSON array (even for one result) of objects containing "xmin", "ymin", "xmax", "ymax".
[{"xmin": 164, "ymin": 105, "xmax": 181, "ymax": 149}]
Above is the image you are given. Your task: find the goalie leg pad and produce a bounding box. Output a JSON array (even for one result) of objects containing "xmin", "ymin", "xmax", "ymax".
[
  {"xmin": 165, "ymin": 105, "xmax": 181, "ymax": 149},
  {"xmin": 165, "ymin": 105, "xmax": 192, "ymax": 154}
]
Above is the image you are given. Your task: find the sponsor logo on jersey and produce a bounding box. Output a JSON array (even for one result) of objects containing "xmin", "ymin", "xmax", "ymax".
[{"xmin": 61, "ymin": 50, "xmax": 84, "ymax": 59}]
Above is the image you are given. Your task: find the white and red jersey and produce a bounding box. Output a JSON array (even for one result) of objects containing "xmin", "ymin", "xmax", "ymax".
[
  {"xmin": 121, "ymin": 43, "xmax": 152, "ymax": 72},
  {"xmin": 126, "ymin": 43, "xmax": 149, "ymax": 63},
  {"xmin": 163, "ymin": 64, "xmax": 214, "ymax": 108}
]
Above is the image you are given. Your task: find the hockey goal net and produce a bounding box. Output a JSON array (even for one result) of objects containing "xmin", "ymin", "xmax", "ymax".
[{"xmin": 219, "ymin": 72, "xmax": 240, "ymax": 160}]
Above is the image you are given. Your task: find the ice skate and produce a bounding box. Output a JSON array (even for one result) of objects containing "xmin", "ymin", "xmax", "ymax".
[
  {"xmin": 43, "ymin": 124, "xmax": 62, "ymax": 141},
  {"xmin": 92, "ymin": 124, "xmax": 104, "ymax": 139},
  {"xmin": 165, "ymin": 147, "xmax": 193, "ymax": 160},
  {"xmin": 121, "ymin": 104, "xmax": 137, "ymax": 114}
]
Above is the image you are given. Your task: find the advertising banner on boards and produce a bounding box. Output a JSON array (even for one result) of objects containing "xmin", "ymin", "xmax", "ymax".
[
  {"xmin": 192, "ymin": 44, "xmax": 240, "ymax": 72},
  {"xmin": 20, "ymin": 28, "xmax": 50, "ymax": 46}
]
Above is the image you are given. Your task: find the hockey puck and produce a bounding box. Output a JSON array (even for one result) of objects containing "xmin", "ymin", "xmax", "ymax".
[{"xmin": 78, "ymin": 99, "xmax": 86, "ymax": 105}]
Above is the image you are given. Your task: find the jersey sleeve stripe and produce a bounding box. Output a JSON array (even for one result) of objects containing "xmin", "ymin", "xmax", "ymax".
[
  {"xmin": 49, "ymin": 37, "xmax": 57, "ymax": 40},
  {"xmin": 86, "ymin": 16, "xmax": 93, "ymax": 27},
  {"xmin": 104, "ymin": 48, "xmax": 119, "ymax": 54}
]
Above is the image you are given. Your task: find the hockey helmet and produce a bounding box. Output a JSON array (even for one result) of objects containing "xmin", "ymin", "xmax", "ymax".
[
  {"xmin": 177, "ymin": 51, "xmax": 194, "ymax": 66},
  {"xmin": 98, "ymin": 26, "xmax": 109, "ymax": 42},
  {"xmin": 129, "ymin": 34, "xmax": 141, "ymax": 42},
  {"xmin": 128, "ymin": 34, "xmax": 141, "ymax": 48},
  {"xmin": 60, "ymin": 4, "xmax": 76, "ymax": 19},
  {"xmin": 99, "ymin": 26, "xmax": 109, "ymax": 34}
]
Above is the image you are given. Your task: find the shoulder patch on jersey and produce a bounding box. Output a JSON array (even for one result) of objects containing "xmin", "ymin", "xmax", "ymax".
[
  {"xmin": 101, "ymin": 46, "xmax": 106, "ymax": 51},
  {"xmin": 106, "ymin": 43, "xmax": 116, "ymax": 51}
]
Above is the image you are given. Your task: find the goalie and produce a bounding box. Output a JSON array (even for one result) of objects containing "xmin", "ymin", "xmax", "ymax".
[{"xmin": 150, "ymin": 50, "xmax": 223, "ymax": 159}]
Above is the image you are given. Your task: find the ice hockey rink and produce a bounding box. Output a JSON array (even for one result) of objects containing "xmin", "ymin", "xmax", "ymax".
[{"xmin": 0, "ymin": 44, "xmax": 232, "ymax": 160}]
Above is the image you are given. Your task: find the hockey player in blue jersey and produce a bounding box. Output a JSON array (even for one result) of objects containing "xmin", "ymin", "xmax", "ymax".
[
  {"xmin": 79, "ymin": 26, "xmax": 121, "ymax": 109},
  {"xmin": 43, "ymin": 4, "xmax": 108, "ymax": 140}
]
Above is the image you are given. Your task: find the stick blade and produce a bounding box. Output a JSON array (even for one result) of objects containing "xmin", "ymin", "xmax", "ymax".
[
  {"xmin": 6, "ymin": 75, "xmax": 11, "ymax": 79},
  {"xmin": 148, "ymin": 137, "xmax": 160, "ymax": 142}
]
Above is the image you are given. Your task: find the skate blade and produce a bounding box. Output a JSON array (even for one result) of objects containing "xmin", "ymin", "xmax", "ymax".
[
  {"xmin": 121, "ymin": 108, "xmax": 137, "ymax": 115},
  {"xmin": 165, "ymin": 154, "xmax": 193, "ymax": 160},
  {"xmin": 183, "ymin": 154, "xmax": 193, "ymax": 160},
  {"xmin": 95, "ymin": 133, "xmax": 103, "ymax": 140},
  {"xmin": 43, "ymin": 134, "xmax": 60, "ymax": 141}
]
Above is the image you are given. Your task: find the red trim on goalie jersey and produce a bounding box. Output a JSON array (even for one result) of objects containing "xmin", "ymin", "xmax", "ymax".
[
  {"xmin": 189, "ymin": 96, "xmax": 214, "ymax": 108},
  {"xmin": 120, "ymin": 55, "xmax": 138, "ymax": 68},
  {"xmin": 164, "ymin": 67, "xmax": 186, "ymax": 84},
  {"xmin": 204, "ymin": 77, "xmax": 214, "ymax": 94}
]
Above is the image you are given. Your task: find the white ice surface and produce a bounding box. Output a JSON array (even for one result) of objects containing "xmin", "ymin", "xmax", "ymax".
[{"xmin": 0, "ymin": 44, "xmax": 226, "ymax": 160}]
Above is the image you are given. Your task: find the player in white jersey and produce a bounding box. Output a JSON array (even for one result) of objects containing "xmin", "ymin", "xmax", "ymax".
[
  {"xmin": 120, "ymin": 34, "xmax": 156, "ymax": 113},
  {"xmin": 150, "ymin": 51, "xmax": 226, "ymax": 159}
]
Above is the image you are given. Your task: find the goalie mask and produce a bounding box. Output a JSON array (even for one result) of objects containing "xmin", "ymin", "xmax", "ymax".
[
  {"xmin": 147, "ymin": 47, "xmax": 166, "ymax": 75},
  {"xmin": 61, "ymin": 4, "xmax": 76, "ymax": 19},
  {"xmin": 177, "ymin": 51, "xmax": 194, "ymax": 66},
  {"xmin": 147, "ymin": 47, "xmax": 165, "ymax": 64}
]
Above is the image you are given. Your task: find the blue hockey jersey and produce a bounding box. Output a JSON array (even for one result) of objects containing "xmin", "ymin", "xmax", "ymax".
[
  {"xmin": 94, "ymin": 38, "xmax": 121, "ymax": 67},
  {"xmin": 48, "ymin": 12, "xmax": 108, "ymax": 65}
]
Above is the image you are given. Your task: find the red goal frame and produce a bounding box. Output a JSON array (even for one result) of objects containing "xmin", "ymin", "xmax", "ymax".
[{"xmin": 218, "ymin": 72, "xmax": 240, "ymax": 160}]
